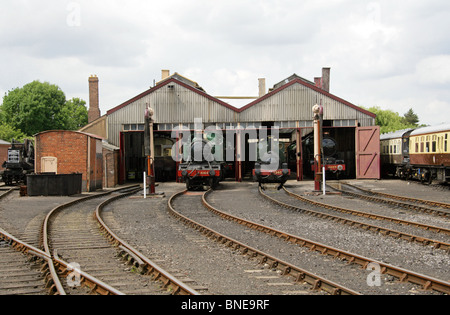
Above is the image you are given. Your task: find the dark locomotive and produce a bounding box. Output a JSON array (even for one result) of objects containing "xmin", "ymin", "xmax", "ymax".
[
  {"xmin": 253, "ymin": 139, "xmax": 290, "ymax": 189},
  {"xmin": 302, "ymin": 133, "xmax": 346, "ymax": 179},
  {"xmin": 380, "ymin": 124, "xmax": 450, "ymax": 184},
  {"xmin": 0, "ymin": 139, "xmax": 35, "ymax": 186},
  {"xmin": 178, "ymin": 139, "xmax": 224, "ymax": 190}
]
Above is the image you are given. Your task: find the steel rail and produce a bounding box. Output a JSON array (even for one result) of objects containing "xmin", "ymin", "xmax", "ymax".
[
  {"xmin": 0, "ymin": 228, "xmax": 65, "ymax": 295},
  {"xmin": 53, "ymin": 250, "xmax": 125, "ymax": 295},
  {"xmin": 202, "ymin": 189, "xmax": 450, "ymax": 295},
  {"xmin": 169, "ymin": 190, "xmax": 361, "ymax": 296},
  {"xmin": 41, "ymin": 185, "xmax": 140, "ymax": 295},
  {"xmin": 340, "ymin": 182, "xmax": 450, "ymax": 210},
  {"xmin": 0, "ymin": 188, "xmax": 17, "ymax": 200},
  {"xmin": 267, "ymin": 188, "xmax": 450, "ymax": 251},
  {"xmin": 283, "ymin": 187, "xmax": 450, "ymax": 237},
  {"xmin": 329, "ymin": 182, "xmax": 450, "ymax": 218},
  {"xmin": 95, "ymin": 189, "xmax": 200, "ymax": 296}
]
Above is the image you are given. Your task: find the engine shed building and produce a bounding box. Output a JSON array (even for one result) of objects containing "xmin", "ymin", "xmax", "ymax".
[{"xmin": 80, "ymin": 68, "xmax": 380, "ymax": 185}]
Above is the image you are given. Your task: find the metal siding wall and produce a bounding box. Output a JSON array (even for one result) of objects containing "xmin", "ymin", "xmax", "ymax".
[
  {"xmin": 108, "ymin": 83, "xmax": 237, "ymax": 146},
  {"xmin": 239, "ymin": 84, "xmax": 373, "ymax": 125},
  {"xmin": 107, "ymin": 81, "xmax": 375, "ymax": 147}
]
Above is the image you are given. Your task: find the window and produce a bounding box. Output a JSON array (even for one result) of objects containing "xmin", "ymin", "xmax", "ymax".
[
  {"xmin": 445, "ymin": 134, "xmax": 448, "ymax": 152},
  {"xmin": 421, "ymin": 142, "xmax": 424, "ymax": 153},
  {"xmin": 432, "ymin": 141, "xmax": 437, "ymax": 153},
  {"xmin": 415, "ymin": 143, "xmax": 419, "ymax": 153}
]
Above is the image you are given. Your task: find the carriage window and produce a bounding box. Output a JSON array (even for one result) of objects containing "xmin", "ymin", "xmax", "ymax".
[
  {"xmin": 432, "ymin": 141, "xmax": 437, "ymax": 153},
  {"xmin": 415, "ymin": 142, "xmax": 419, "ymax": 153},
  {"xmin": 393, "ymin": 145, "xmax": 396, "ymax": 154},
  {"xmin": 425, "ymin": 142, "xmax": 430, "ymax": 153},
  {"xmin": 420, "ymin": 142, "xmax": 424, "ymax": 153}
]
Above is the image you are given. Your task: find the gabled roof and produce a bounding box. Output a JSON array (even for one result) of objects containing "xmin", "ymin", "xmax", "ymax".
[
  {"xmin": 239, "ymin": 76, "xmax": 376, "ymax": 118},
  {"xmin": 156, "ymin": 72, "xmax": 205, "ymax": 92},
  {"xmin": 107, "ymin": 77, "xmax": 240, "ymax": 116},
  {"xmin": 106, "ymin": 73, "xmax": 376, "ymax": 119}
]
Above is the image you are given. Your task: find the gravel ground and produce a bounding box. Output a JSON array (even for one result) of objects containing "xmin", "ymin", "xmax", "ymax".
[
  {"xmin": 343, "ymin": 179, "xmax": 450, "ymax": 204},
  {"xmin": 0, "ymin": 191, "xmax": 78, "ymax": 247},
  {"xmin": 1, "ymin": 179, "xmax": 448, "ymax": 296},
  {"xmin": 204, "ymin": 181, "xmax": 449, "ymax": 294},
  {"xmin": 101, "ymin": 183, "xmax": 320, "ymax": 295},
  {"xmin": 275, "ymin": 186, "xmax": 450, "ymax": 244}
]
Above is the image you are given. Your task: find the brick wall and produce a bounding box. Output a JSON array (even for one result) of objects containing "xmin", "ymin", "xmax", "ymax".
[
  {"xmin": 0, "ymin": 144, "xmax": 10, "ymax": 168},
  {"xmin": 35, "ymin": 131, "xmax": 103, "ymax": 192}
]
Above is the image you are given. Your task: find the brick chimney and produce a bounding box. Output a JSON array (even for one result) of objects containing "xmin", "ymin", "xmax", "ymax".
[
  {"xmin": 322, "ymin": 67, "xmax": 330, "ymax": 93},
  {"xmin": 258, "ymin": 78, "xmax": 266, "ymax": 98},
  {"xmin": 88, "ymin": 75, "xmax": 100, "ymax": 123},
  {"xmin": 161, "ymin": 70, "xmax": 170, "ymax": 80}
]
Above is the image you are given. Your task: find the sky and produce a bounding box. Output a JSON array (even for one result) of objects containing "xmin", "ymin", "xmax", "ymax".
[{"xmin": 1, "ymin": 0, "xmax": 449, "ymax": 126}]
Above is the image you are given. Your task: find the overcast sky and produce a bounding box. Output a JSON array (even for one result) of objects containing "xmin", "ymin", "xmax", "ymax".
[{"xmin": 1, "ymin": 0, "xmax": 449, "ymax": 126}]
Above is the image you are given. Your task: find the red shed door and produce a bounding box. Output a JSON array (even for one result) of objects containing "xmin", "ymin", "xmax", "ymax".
[{"xmin": 356, "ymin": 126, "xmax": 380, "ymax": 179}]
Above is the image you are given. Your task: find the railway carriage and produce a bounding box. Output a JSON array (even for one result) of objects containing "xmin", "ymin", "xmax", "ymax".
[{"xmin": 380, "ymin": 124, "xmax": 450, "ymax": 184}]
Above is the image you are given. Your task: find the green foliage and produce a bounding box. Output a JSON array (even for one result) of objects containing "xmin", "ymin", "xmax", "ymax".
[
  {"xmin": 0, "ymin": 123, "xmax": 27, "ymax": 142},
  {"xmin": 0, "ymin": 80, "xmax": 88, "ymax": 137},
  {"xmin": 62, "ymin": 97, "xmax": 88, "ymax": 130},
  {"xmin": 364, "ymin": 106, "xmax": 420, "ymax": 134},
  {"xmin": 403, "ymin": 108, "xmax": 419, "ymax": 126}
]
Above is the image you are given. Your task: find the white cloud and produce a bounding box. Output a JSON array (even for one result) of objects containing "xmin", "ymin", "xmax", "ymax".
[{"xmin": 1, "ymin": 0, "xmax": 450, "ymax": 125}]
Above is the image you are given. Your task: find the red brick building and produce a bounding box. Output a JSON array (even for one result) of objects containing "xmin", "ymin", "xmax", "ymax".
[
  {"xmin": 34, "ymin": 130, "xmax": 103, "ymax": 192},
  {"xmin": 0, "ymin": 140, "xmax": 11, "ymax": 168}
]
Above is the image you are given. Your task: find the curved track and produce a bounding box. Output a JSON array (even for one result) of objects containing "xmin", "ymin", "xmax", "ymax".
[
  {"xmin": 38, "ymin": 186, "xmax": 199, "ymax": 295},
  {"xmin": 169, "ymin": 190, "xmax": 361, "ymax": 295}
]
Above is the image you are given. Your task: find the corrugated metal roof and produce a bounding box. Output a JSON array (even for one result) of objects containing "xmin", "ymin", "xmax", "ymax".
[
  {"xmin": 104, "ymin": 73, "xmax": 377, "ymax": 146},
  {"xmin": 380, "ymin": 129, "xmax": 414, "ymax": 140},
  {"xmin": 410, "ymin": 123, "xmax": 450, "ymax": 136}
]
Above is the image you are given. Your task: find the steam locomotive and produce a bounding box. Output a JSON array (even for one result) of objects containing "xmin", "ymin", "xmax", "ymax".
[
  {"xmin": 303, "ymin": 134, "xmax": 346, "ymax": 178},
  {"xmin": 380, "ymin": 124, "xmax": 450, "ymax": 184},
  {"xmin": 253, "ymin": 139, "xmax": 290, "ymax": 189},
  {"xmin": 178, "ymin": 139, "xmax": 224, "ymax": 190},
  {"xmin": 0, "ymin": 139, "xmax": 35, "ymax": 186}
]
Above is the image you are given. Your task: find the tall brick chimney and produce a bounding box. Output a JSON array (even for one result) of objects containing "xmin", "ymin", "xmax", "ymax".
[
  {"xmin": 322, "ymin": 67, "xmax": 330, "ymax": 93},
  {"xmin": 88, "ymin": 75, "xmax": 100, "ymax": 123},
  {"xmin": 258, "ymin": 78, "xmax": 266, "ymax": 98}
]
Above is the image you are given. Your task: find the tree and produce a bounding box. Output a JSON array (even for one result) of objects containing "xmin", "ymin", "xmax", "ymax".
[
  {"xmin": 0, "ymin": 81, "xmax": 88, "ymax": 136},
  {"xmin": 402, "ymin": 108, "xmax": 419, "ymax": 126},
  {"xmin": 364, "ymin": 106, "xmax": 419, "ymax": 134},
  {"xmin": 0, "ymin": 123, "xmax": 27, "ymax": 143},
  {"xmin": 62, "ymin": 98, "xmax": 88, "ymax": 130}
]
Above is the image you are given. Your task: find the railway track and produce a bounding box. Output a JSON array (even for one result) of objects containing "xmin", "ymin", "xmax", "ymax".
[
  {"xmin": 169, "ymin": 190, "xmax": 362, "ymax": 295},
  {"xmin": 0, "ymin": 229, "xmax": 51, "ymax": 295},
  {"xmin": 202, "ymin": 185, "xmax": 449, "ymax": 295},
  {"xmin": 275, "ymin": 187, "xmax": 450, "ymax": 251},
  {"xmin": 41, "ymin": 187, "xmax": 200, "ymax": 295},
  {"xmin": 329, "ymin": 182, "xmax": 450, "ymax": 218}
]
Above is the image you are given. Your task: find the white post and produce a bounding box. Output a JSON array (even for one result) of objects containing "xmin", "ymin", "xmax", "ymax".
[
  {"xmin": 143, "ymin": 172, "xmax": 146, "ymax": 199},
  {"xmin": 322, "ymin": 166, "xmax": 326, "ymax": 195}
]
